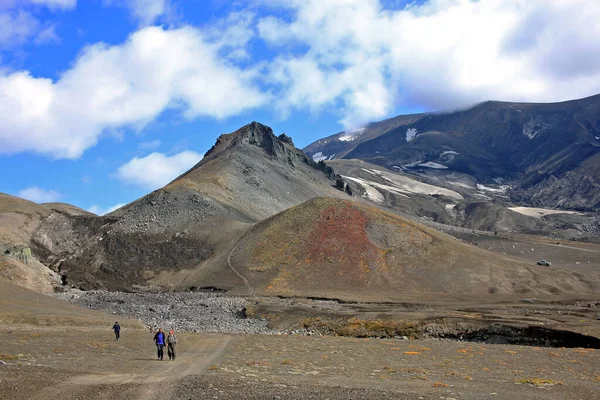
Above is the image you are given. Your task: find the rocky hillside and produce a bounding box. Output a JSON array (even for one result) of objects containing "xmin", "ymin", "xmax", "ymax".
[
  {"xmin": 28, "ymin": 122, "xmax": 351, "ymax": 290},
  {"xmin": 304, "ymin": 94, "xmax": 600, "ymax": 212},
  {"xmin": 166, "ymin": 121, "xmax": 350, "ymax": 221},
  {"xmin": 0, "ymin": 194, "xmax": 88, "ymax": 292},
  {"xmin": 327, "ymin": 159, "xmax": 600, "ymax": 241},
  {"xmin": 228, "ymin": 197, "xmax": 600, "ymax": 301}
]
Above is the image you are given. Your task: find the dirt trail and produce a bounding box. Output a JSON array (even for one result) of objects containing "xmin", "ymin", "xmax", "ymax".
[
  {"xmin": 227, "ymin": 229, "xmax": 256, "ymax": 298},
  {"xmin": 542, "ymin": 242, "xmax": 600, "ymax": 253},
  {"xmin": 28, "ymin": 333, "xmax": 232, "ymax": 400}
]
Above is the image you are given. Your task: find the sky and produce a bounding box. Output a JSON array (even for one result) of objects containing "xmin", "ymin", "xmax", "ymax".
[{"xmin": 1, "ymin": 0, "xmax": 600, "ymax": 214}]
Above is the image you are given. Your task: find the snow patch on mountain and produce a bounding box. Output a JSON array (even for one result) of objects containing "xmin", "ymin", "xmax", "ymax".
[
  {"xmin": 440, "ymin": 150, "xmax": 459, "ymax": 156},
  {"xmin": 406, "ymin": 128, "xmax": 418, "ymax": 142},
  {"xmin": 343, "ymin": 176, "xmax": 385, "ymax": 203},
  {"xmin": 339, "ymin": 128, "xmax": 366, "ymax": 142},
  {"xmin": 477, "ymin": 183, "xmax": 510, "ymax": 193},
  {"xmin": 343, "ymin": 169, "xmax": 463, "ymax": 200},
  {"xmin": 418, "ymin": 162, "xmax": 448, "ymax": 169},
  {"xmin": 312, "ymin": 152, "xmax": 328, "ymax": 162},
  {"xmin": 509, "ymin": 207, "xmax": 581, "ymax": 218}
]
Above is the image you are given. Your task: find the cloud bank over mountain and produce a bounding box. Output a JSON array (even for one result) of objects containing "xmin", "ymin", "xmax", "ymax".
[{"xmin": 1, "ymin": 0, "xmax": 599, "ymax": 158}]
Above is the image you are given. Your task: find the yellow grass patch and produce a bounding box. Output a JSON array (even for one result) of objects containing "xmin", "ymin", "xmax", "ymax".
[
  {"xmin": 573, "ymin": 349, "xmax": 593, "ymax": 355},
  {"xmin": 0, "ymin": 353, "xmax": 22, "ymax": 360},
  {"xmin": 515, "ymin": 378, "xmax": 563, "ymax": 386},
  {"xmin": 403, "ymin": 351, "xmax": 421, "ymax": 355}
]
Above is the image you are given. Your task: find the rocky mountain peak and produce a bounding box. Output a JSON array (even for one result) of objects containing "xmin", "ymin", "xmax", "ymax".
[
  {"xmin": 203, "ymin": 121, "xmax": 286, "ymax": 159},
  {"xmin": 196, "ymin": 121, "xmax": 333, "ymax": 177}
]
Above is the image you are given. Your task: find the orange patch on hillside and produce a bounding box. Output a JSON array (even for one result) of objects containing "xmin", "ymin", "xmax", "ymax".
[{"xmin": 307, "ymin": 204, "xmax": 387, "ymax": 274}]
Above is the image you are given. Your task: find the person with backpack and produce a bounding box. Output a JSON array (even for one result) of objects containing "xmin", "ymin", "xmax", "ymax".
[
  {"xmin": 167, "ymin": 329, "xmax": 177, "ymax": 360},
  {"xmin": 153, "ymin": 328, "xmax": 166, "ymax": 360},
  {"xmin": 112, "ymin": 322, "xmax": 121, "ymax": 340}
]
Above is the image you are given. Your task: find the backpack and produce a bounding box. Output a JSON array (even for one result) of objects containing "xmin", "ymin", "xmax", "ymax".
[{"xmin": 168, "ymin": 334, "xmax": 176, "ymax": 344}]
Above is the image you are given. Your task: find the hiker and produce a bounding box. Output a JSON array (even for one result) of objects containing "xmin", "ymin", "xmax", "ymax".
[
  {"xmin": 154, "ymin": 328, "xmax": 166, "ymax": 360},
  {"xmin": 112, "ymin": 321, "xmax": 121, "ymax": 340},
  {"xmin": 167, "ymin": 329, "xmax": 177, "ymax": 360}
]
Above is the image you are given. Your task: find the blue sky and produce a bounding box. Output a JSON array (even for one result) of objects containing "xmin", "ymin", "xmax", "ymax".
[{"xmin": 1, "ymin": 0, "xmax": 599, "ymax": 214}]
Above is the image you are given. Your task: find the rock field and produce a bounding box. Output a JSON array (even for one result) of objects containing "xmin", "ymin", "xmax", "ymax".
[{"xmin": 54, "ymin": 289, "xmax": 272, "ymax": 334}]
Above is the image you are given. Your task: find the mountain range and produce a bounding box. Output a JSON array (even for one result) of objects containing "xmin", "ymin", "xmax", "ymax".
[
  {"xmin": 305, "ymin": 94, "xmax": 600, "ymax": 211},
  {"xmin": 1, "ymin": 96, "xmax": 600, "ymax": 301}
]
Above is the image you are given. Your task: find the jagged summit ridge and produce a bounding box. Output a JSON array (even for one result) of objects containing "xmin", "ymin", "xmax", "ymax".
[
  {"xmin": 182, "ymin": 121, "xmax": 339, "ymax": 183},
  {"xmin": 203, "ymin": 121, "xmax": 285, "ymax": 159}
]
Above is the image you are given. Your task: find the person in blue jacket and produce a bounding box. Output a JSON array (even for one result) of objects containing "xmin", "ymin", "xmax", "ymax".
[
  {"xmin": 153, "ymin": 328, "xmax": 166, "ymax": 360},
  {"xmin": 112, "ymin": 322, "xmax": 121, "ymax": 340}
]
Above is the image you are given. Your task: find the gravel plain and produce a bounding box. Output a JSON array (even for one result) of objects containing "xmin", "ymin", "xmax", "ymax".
[{"xmin": 54, "ymin": 289, "xmax": 272, "ymax": 334}]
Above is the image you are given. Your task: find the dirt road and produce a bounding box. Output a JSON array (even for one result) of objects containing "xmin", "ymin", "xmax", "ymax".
[{"xmin": 1, "ymin": 331, "xmax": 232, "ymax": 400}]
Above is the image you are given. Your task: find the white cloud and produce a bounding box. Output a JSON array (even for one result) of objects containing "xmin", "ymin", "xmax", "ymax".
[
  {"xmin": 116, "ymin": 150, "xmax": 203, "ymax": 189},
  {"xmin": 138, "ymin": 139, "xmax": 161, "ymax": 150},
  {"xmin": 34, "ymin": 24, "xmax": 60, "ymax": 44},
  {"xmin": 127, "ymin": 0, "xmax": 168, "ymax": 25},
  {"xmin": 0, "ymin": 0, "xmax": 73, "ymax": 48},
  {"xmin": 0, "ymin": 0, "xmax": 76, "ymax": 10},
  {"xmin": 18, "ymin": 186, "xmax": 61, "ymax": 203},
  {"xmin": 27, "ymin": 0, "xmax": 76, "ymax": 9},
  {"xmin": 0, "ymin": 11, "xmax": 39, "ymax": 47},
  {"xmin": 205, "ymin": 11, "xmax": 255, "ymax": 61},
  {"xmin": 88, "ymin": 203, "xmax": 126, "ymax": 216},
  {"xmin": 3, "ymin": 0, "xmax": 600, "ymax": 159},
  {"xmin": 103, "ymin": 0, "xmax": 169, "ymax": 25},
  {"xmin": 0, "ymin": 26, "xmax": 268, "ymax": 158},
  {"xmin": 257, "ymin": 0, "xmax": 600, "ymax": 128}
]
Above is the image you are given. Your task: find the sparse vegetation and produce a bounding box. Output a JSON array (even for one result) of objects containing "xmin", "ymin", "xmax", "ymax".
[
  {"xmin": 515, "ymin": 378, "xmax": 563, "ymax": 386},
  {"xmin": 299, "ymin": 316, "xmax": 423, "ymax": 338},
  {"xmin": 0, "ymin": 353, "xmax": 22, "ymax": 360}
]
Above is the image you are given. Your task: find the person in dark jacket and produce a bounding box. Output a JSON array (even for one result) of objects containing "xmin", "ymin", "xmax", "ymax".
[
  {"xmin": 112, "ymin": 322, "xmax": 121, "ymax": 340},
  {"xmin": 153, "ymin": 328, "xmax": 166, "ymax": 360},
  {"xmin": 167, "ymin": 330, "xmax": 177, "ymax": 360}
]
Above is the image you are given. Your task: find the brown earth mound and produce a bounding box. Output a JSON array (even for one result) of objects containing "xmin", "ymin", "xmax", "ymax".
[{"xmin": 230, "ymin": 197, "xmax": 600, "ymax": 301}]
